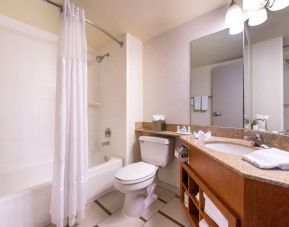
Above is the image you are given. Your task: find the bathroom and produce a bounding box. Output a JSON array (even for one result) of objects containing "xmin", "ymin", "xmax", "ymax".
[{"xmin": 0, "ymin": 0, "xmax": 289, "ymax": 227}]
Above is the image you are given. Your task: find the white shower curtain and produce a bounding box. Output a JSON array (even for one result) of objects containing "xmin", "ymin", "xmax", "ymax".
[{"xmin": 50, "ymin": 0, "xmax": 88, "ymax": 226}]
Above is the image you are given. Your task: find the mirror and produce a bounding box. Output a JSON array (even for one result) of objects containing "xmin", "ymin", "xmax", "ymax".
[
  {"xmin": 244, "ymin": 7, "xmax": 289, "ymax": 133},
  {"xmin": 190, "ymin": 29, "xmax": 243, "ymax": 128}
]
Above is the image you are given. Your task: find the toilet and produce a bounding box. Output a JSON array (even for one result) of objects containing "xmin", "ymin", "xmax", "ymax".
[{"xmin": 114, "ymin": 136, "xmax": 174, "ymax": 217}]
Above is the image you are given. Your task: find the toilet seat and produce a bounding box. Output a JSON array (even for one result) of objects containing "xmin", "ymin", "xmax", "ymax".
[{"xmin": 115, "ymin": 161, "xmax": 158, "ymax": 184}]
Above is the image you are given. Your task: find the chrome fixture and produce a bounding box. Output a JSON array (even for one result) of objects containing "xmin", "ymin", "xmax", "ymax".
[
  {"xmin": 101, "ymin": 141, "xmax": 110, "ymax": 146},
  {"xmin": 42, "ymin": 0, "xmax": 123, "ymax": 47},
  {"xmin": 96, "ymin": 53, "xmax": 109, "ymax": 63},
  {"xmin": 105, "ymin": 128, "xmax": 111, "ymax": 138},
  {"xmin": 244, "ymin": 133, "xmax": 266, "ymax": 147}
]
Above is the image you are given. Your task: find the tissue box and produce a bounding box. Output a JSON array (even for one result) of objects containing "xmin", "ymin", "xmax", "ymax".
[{"xmin": 152, "ymin": 120, "xmax": 165, "ymax": 132}]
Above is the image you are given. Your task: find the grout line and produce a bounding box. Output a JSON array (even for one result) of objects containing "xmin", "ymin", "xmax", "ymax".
[
  {"xmin": 94, "ymin": 200, "xmax": 112, "ymax": 216},
  {"xmin": 157, "ymin": 197, "xmax": 168, "ymax": 204},
  {"xmin": 159, "ymin": 211, "xmax": 186, "ymax": 227}
]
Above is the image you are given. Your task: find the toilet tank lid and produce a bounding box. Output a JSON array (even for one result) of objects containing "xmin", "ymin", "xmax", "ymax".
[{"xmin": 139, "ymin": 136, "xmax": 170, "ymax": 145}]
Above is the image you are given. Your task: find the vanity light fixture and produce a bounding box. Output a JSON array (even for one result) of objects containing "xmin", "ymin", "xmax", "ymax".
[
  {"xmin": 225, "ymin": 1, "xmax": 244, "ymax": 35},
  {"xmin": 226, "ymin": 0, "xmax": 289, "ymax": 35},
  {"xmin": 267, "ymin": 0, "xmax": 289, "ymax": 11}
]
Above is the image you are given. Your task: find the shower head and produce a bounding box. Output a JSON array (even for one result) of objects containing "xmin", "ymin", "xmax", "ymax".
[{"xmin": 96, "ymin": 53, "xmax": 109, "ymax": 63}]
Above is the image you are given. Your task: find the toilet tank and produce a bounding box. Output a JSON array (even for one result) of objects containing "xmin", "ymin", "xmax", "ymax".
[{"xmin": 139, "ymin": 136, "xmax": 175, "ymax": 167}]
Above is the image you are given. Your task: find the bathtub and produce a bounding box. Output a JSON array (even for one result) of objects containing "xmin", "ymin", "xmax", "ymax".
[{"xmin": 0, "ymin": 154, "xmax": 122, "ymax": 227}]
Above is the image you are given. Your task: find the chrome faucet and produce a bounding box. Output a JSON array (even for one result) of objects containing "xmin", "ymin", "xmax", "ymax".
[{"xmin": 244, "ymin": 133, "xmax": 267, "ymax": 148}]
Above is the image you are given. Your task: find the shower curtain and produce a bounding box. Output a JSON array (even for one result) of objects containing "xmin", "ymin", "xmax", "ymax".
[{"xmin": 50, "ymin": 0, "xmax": 88, "ymax": 226}]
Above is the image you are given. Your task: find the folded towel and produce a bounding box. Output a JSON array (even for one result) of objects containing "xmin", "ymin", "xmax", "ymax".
[
  {"xmin": 201, "ymin": 96, "xmax": 208, "ymax": 111},
  {"xmin": 242, "ymin": 148, "xmax": 289, "ymax": 170},
  {"xmin": 194, "ymin": 96, "xmax": 201, "ymax": 111},
  {"xmin": 199, "ymin": 219, "xmax": 209, "ymax": 227},
  {"xmin": 204, "ymin": 194, "xmax": 228, "ymax": 227}
]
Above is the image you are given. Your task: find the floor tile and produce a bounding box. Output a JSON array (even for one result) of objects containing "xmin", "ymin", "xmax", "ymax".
[
  {"xmin": 97, "ymin": 210, "xmax": 144, "ymax": 227},
  {"xmin": 77, "ymin": 202, "xmax": 109, "ymax": 227},
  {"xmin": 160, "ymin": 197, "xmax": 190, "ymax": 227},
  {"xmin": 141, "ymin": 199, "xmax": 166, "ymax": 221},
  {"xmin": 96, "ymin": 190, "xmax": 125, "ymax": 214},
  {"xmin": 142, "ymin": 213, "xmax": 180, "ymax": 227},
  {"xmin": 155, "ymin": 186, "xmax": 176, "ymax": 203}
]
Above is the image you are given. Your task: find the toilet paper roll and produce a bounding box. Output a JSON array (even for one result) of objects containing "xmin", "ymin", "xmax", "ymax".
[{"xmin": 174, "ymin": 146, "xmax": 188, "ymax": 162}]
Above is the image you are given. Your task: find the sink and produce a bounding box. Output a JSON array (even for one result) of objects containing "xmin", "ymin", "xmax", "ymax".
[{"xmin": 204, "ymin": 142, "xmax": 258, "ymax": 155}]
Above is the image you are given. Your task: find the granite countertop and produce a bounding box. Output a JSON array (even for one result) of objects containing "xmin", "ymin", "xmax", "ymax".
[{"xmin": 180, "ymin": 136, "xmax": 289, "ymax": 189}]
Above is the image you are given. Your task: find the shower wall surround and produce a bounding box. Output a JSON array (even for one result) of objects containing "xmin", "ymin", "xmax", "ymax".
[{"xmin": 0, "ymin": 15, "xmax": 99, "ymax": 167}]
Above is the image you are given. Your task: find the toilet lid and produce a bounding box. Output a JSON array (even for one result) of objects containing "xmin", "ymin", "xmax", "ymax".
[{"xmin": 115, "ymin": 162, "xmax": 157, "ymax": 182}]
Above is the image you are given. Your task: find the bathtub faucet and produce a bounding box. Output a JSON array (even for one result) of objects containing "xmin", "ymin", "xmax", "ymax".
[{"xmin": 101, "ymin": 141, "xmax": 110, "ymax": 146}]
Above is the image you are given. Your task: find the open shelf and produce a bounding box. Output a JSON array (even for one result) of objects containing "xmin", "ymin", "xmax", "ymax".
[{"xmin": 180, "ymin": 161, "xmax": 239, "ymax": 227}]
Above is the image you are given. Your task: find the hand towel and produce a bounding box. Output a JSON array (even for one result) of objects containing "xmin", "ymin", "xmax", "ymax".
[
  {"xmin": 194, "ymin": 96, "xmax": 201, "ymax": 111},
  {"xmin": 242, "ymin": 148, "xmax": 289, "ymax": 170},
  {"xmin": 201, "ymin": 96, "xmax": 209, "ymax": 111}
]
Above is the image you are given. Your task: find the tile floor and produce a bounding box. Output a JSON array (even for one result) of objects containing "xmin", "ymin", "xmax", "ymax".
[{"xmin": 47, "ymin": 186, "xmax": 190, "ymax": 227}]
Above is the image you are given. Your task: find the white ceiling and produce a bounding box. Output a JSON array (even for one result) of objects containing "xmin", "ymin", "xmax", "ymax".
[
  {"xmin": 190, "ymin": 29, "xmax": 243, "ymax": 68},
  {"xmin": 0, "ymin": 0, "xmax": 230, "ymax": 49},
  {"xmin": 70, "ymin": 0, "xmax": 231, "ymax": 48}
]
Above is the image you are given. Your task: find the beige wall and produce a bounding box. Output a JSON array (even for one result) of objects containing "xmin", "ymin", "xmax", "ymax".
[
  {"xmin": 126, "ymin": 34, "xmax": 143, "ymax": 164},
  {"xmin": 143, "ymin": 6, "xmax": 228, "ymax": 187}
]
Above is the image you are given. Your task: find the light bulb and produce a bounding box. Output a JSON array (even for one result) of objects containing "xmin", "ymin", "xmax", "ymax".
[
  {"xmin": 248, "ymin": 8, "xmax": 268, "ymax": 26},
  {"xmin": 243, "ymin": 0, "xmax": 264, "ymax": 10},
  {"xmin": 229, "ymin": 22, "xmax": 244, "ymax": 35},
  {"xmin": 268, "ymin": 0, "xmax": 289, "ymax": 11},
  {"xmin": 225, "ymin": 3, "xmax": 244, "ymax": 28}
]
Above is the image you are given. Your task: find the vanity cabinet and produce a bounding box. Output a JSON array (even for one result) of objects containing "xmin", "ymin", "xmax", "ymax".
[{"xmin": 180, "ymin": 141, "xmax": 289, "ymax": 227}]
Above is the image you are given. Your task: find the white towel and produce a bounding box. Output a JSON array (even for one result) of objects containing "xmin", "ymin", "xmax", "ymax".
[
  {"xmin": 199, "ymin": 219, "xmax": 209, "ymax": 227},
  {"xmin": 204, "ymin": 194, "xmax": 228, "ymax": 227},
  {"xmin": 194, "ymin": 96, "xmax": 201, "ymax": 111},
  {"xmin": 201, "ymin": 96, "xmax": 208, "ymax": 111},
  {"xmin": 242, "ymin": 148, "xmax": 289, "ymax": 170}
]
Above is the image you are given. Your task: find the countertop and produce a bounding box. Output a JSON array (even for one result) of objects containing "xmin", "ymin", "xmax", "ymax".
[{"xmin": 180, "ymin": 136, "xmax": 289, "ymax": 189}]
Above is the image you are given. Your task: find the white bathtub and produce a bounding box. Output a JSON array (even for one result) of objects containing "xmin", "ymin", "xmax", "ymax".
[{"xmin": 0, "ymin": 154, "xmax": 122, "ymax": 227}]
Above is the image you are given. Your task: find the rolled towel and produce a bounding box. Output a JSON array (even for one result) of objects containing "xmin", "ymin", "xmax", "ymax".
[{"xmin": 242, "ymin": 148, "xmax": 289, "ymax": 170}]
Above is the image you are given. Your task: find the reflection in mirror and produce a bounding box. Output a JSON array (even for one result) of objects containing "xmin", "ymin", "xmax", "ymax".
[
  {"xmin": 244, "ymin": 6, "xmax": 289, "ymax": 133},
  {"xmin": 190, "ymin": 29, "xmax": 243, "ymax": 128}
]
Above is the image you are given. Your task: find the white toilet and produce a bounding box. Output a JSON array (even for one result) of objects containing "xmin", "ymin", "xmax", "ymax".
[{"xmin": 114, "ymin": 136, "xmax": 174, "ymax": 217}]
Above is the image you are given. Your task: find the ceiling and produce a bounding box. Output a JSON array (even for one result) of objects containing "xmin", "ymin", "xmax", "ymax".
[
  {"xmin": 190, "ymin": 29, "xmax": 243, "ymax": 68},
  {"xmin": 0, "ymin": 0, "xmax": 230, "ymax": 49}
]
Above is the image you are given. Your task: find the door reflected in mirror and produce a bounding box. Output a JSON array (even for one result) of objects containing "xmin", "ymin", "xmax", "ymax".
[{"xmin": 190, "ymin": 29, "xmax": 243, "ymax": 128}]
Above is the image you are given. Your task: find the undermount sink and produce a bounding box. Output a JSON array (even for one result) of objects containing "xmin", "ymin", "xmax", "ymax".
[{"xmin": 204, "ymin": 142, "xmax": 258, "ymax": 155}]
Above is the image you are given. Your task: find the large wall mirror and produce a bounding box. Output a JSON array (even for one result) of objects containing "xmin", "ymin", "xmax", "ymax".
[
  {"xmin": 190, "ymin": 29, "xmax": 243, "ymax": 128},
  {"xmin": 190, "ymin": 6, "xmax": 289, "ymax": 134}
]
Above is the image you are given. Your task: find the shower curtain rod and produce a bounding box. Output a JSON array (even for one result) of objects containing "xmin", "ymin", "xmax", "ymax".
[{"xmin": 43, "ymin": 0, "xmax": 124, "ymax": 47}]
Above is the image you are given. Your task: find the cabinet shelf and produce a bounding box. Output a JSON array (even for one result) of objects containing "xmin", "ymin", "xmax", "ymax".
[{"xmin": 180, "ymin": 161, "xmax": 239, "ymax": 227}]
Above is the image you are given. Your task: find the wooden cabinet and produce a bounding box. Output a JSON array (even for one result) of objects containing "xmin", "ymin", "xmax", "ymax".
[
  {"xmin": 180, "ymin": 162, "xmax": 239, "ymax": 227},
  {"xmin": 180, "ymin": 142, "xmax": 289, "ymax": 227}
]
